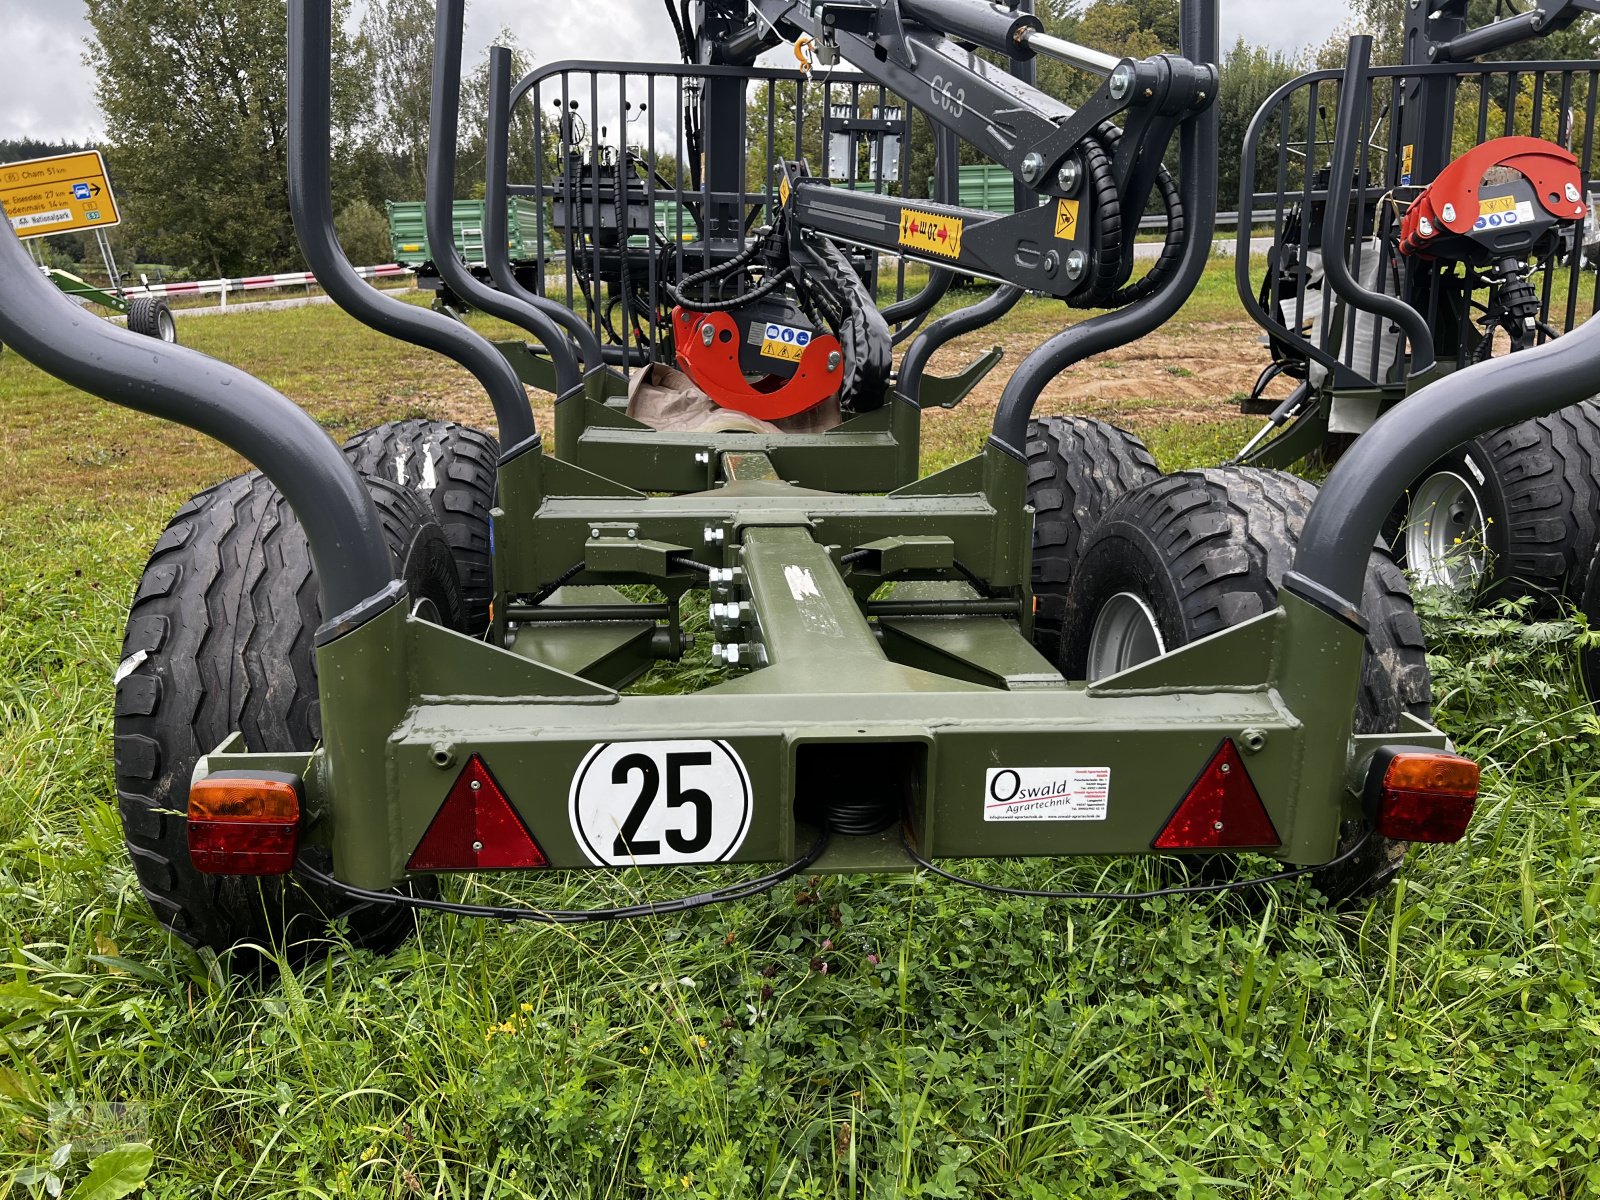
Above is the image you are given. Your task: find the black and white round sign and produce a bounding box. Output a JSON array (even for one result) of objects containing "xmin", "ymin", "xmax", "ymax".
[{"xmin": 568, "ymin": 739, "xmax": 753, "ymax": 866}]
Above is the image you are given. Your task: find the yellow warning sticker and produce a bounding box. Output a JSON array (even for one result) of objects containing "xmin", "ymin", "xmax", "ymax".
[
  {"xmin": 1401, "ymin": 143, "xmax": 1415, "ymax": 183},
  {"xmin": 761, "ymin": 338, "xmax": 804, "ymax": 363},
  {"xmin": 780, "ymin": 175, "xmax": 792, "ymax": 208},
  {"xmin": 899, "ymin": 208, "xmax": 963, "ymax": 259},
  {"xmin": 1054, "ymin": 199, "xmax": 1081, "ymax": 241},
  {"xmin": 759, "ymin": 321, "xmax": 813, "ymax": 363},
  {"xmin": 1479, "ymin": 194, "xmax": 1517, "ymax": 215}
]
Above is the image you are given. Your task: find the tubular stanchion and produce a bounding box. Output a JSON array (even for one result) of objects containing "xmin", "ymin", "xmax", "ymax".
[
  {"xmin": 1317, "ymin": 37, "xmax": 1435, "ymax": 379},
  {"xmin": 485, "ymin": 46, "xmax": 605, "ymax": 375},
  {"xmin": 0, "ymin": 212, "xmax": 399, "ymax": 627},
  {"xmin": 428, "ymin": 0, "xmax": 581, "ymax": 394},
  {"xmin": 286, "ymin": 0, "xmax": 538, "ymax": 452}
]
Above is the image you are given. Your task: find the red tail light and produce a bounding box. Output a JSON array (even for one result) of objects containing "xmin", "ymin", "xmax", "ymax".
[
  {"xmin": 1154, "ymin": 740, "xmax": 1282, "ymax": 851},
  {"xmin": 188, "ymin": 772, "xmax": 302, "ymax": 875},
  {"xmin": 1369, "ymin": 749, "xmax": 1479, "ymax": 843},
  {"xmin": 407, "ymin": 754, "xmax": 548, "ymax": 871}
]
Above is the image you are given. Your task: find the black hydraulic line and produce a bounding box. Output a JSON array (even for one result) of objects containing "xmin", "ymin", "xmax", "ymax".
[
  {"xmin": 485, "ymin": 46, "xmax": 604, "ymax": 375},
  {"xmin": 1291, "ymin": 307, "xmax": 1600, "ymax": 615},
  {"xmin": 430, "ymin": 0, "xmax": 579, "ymax": 395},
  {"xmin": 990, "ymin": 0, "xmax": 1219, "ymax": 453},
  {"xmin": 898, "ymin": 285, "xmax": 1025, "ymax": 405},
  {"xmin": 293, "ymin": 827, "xmax": 830, "ymax": 924},
  {"xmin": 287, "ymin": 0, "xmax": 537, "ymax": 451},
  {"xmin": 1318, "ymin": 38, "xmax": 1435, "ymax": 379},
  {"xmin": 0, "ymin": 214, "xmax": 399, "ymax": 627}
]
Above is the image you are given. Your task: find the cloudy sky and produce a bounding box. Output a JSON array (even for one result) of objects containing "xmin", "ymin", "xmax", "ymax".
[{"xmin": 2, "ymin": 1, "xmax": 1356, "ymax": 144}]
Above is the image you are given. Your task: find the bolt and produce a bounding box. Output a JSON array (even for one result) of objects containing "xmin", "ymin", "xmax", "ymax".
[
  {"xmin": 470, "ymin": 779, "xmax": 482, "ymax": 791},
  {"xmin": 627, "ymin": 529, "xmax": 638, "ymax": 539},
  {"xmin": 828, "ymin": 351, "xmax": 842, "ymax": 372},
  {"xmin": 1064, "ymin": 249, "xmax": 1088, "ymax": 280},
  {"xmin": 694, "ymin": 451, "xmax": 711, "ymax": 464},
  {"xmin": 472, "ymin": 840, "xmax": 484, "ymax": 852},
  {"xmin": 1441, "ymin": 202, "xmax": 1457, "ymax": 223},
  {"xmin": 590, "ymin": 527, "xmax": 601, "ymax": 538},
  {"xmin": 701, "ymin": 324, "xmax": 715, "ymax": 347},
  {"xmin": 1219, "ymin": 762, "xmax": 1231, "ymax": 775},
  {"xmin": 1240, "ymin": 728, "xmax": 1269, "ymax": 754},
  {"xmin": 1419, "ymin": 217, "xmax": 1435, "ymax": 237},
  {"xmin": 1212, "ymin": 821, "xmax": 1225, "ymax": 833},
  {"xmin": 1568, "ymin": 182, "xmax": 1583, "ymax": 203},
  {"xmin": 704, "ymin": 526, "xmax": 726, "ymax": 545},
  {"xmin": 1057, "ymin": 158, "xmax": 1082, "ymax": 195},
  {"xmin": 1109, "ymin": 63, "xmax": 1136, "ymax": 100},
  {"xmin": 1020, "ymin": 151, "xmax": 1046, "ymax": 184}
]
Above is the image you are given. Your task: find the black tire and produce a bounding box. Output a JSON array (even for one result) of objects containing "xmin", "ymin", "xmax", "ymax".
[
  {"xmin": 1026, "ymin": 417, "xmax": 1162, "ymax": 658},
  {"xmin": 1061, "ymin": 468, "xmax": 1432, "ymax": 901},
  {"xmin": 343, "ymin": 419, "xmax": 499, "ymax": 635},
  {"xmin": 114, "ymin": 470, "xmax": 463, "ymax": 963},
  {"xmin": 1582, "ymin": 539, "xmax": 1600, "ymax": 705},
  {"xmin": 127, "ymin": 295, "xmax": 177, "ymax": 343},
  {"xmin": 1391, "ymin": 402, "xmax": 1600, "ymax": 607}
]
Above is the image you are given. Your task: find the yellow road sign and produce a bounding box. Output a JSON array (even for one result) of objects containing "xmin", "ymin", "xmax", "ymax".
[{"xmin": 0, "ymin": 151, "xmax": 121, "ymax": 239}]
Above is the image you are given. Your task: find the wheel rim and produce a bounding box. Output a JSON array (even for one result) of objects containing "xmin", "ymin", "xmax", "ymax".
[
  {"xmin": 157, "ymin": 310, "xmax": 176, "ymax": 342},
  {"xmin": 1086, "ymin": 592, "xmax": 1167, "ymax": 681},
  {"xmin": 1405, "ymin": 470, "xmax": 1488, "ymax": 590}
]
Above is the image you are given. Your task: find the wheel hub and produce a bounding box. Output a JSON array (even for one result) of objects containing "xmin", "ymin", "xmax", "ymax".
[
  {"xmin": 1085, "ymin": 592, "xmax": 1167, "ymax": 681},
  {"xmin": 1405, "ymin": 470, "xmax": 1489, "ymax": 590}
]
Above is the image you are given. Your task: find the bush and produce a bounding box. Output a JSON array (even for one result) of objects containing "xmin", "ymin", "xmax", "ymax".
[{"xmin": 333, "ymin": 199, "xmax": 394, "ymax": 267}]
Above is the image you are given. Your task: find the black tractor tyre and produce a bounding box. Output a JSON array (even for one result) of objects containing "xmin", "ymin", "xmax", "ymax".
[
  {"xmin": 114, "ymin": 470, "xmax": 463, "ymax": 964},
  {"xmin": 1582, "ymin": 540, "xmax": 1600, "ymax": 705},
  {"xmin": 342, "ymin": 419, "xmax": 499, "ymax": 635},
  {"xmin": 127, "ymin": 295, "xmax": 177, "ymax": 343},
  {"xmin": 1060, "ymin": 468, "xmax": 1433, "ymax": 902},
  {"xmin": 1025, "ymin": 417, "xmax": 1162, "ymax": 659},
  {"xmin": 1390, "ymin": 402, "xmax": 1600, "ymax": 608}
]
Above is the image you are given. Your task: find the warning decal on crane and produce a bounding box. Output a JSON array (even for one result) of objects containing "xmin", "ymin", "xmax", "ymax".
[
  {"xmin": 898, "ymin": 208, "xmax": 964, "ymax": 259},
  {"xmin": 1054, "ymin": 199, "xmax": 1081, "ymax": 241}
]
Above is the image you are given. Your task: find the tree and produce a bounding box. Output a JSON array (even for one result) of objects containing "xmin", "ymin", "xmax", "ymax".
[
  {"xmin": 356, "ymin": 0, "xmax": 436, "ymax": 203},
  {"xmin": 1217, "ymin": 38, "xmax": 1304, "ymax": 212},
  {"xmin": 84, "ymin": 0, "xmax": 366, "ymax": 277}
]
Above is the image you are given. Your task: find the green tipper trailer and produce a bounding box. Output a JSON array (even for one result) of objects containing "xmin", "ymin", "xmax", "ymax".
[{"xmin": 387, "ymin": 198, "xmax": 547, "ymax": 310}]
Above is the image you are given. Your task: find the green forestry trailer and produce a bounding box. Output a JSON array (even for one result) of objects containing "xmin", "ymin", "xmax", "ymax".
[{"xmin": 0, "ymin": 0, "xmax": 1528, "ymax": 963}]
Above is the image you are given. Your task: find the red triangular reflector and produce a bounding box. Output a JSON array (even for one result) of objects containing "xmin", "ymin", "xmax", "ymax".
[
  {"xmin": 406, "ymin": 754, "xmax": 548, "ymax": 871},
  {"xmin": 1154, "ymin": 740, "xmax": 1281, "ymax": 851}
]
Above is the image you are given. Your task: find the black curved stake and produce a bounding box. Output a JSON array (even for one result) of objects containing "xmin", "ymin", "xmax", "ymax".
[
  {"xmin": 0, "ymin": 213, "xmax": 399, "ymax": 627},
  {"xmin": 428, "ymin": 0, "xmax": 581, "ymax": 394},
  {"xmin": 287, "ymin": 0, "xmax": 538, "ymax": 451}
]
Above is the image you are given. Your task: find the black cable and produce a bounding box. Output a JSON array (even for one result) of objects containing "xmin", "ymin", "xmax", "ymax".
[
  {"xmin": 901, "ymin": 829, "xmax": 1374, "ymax": 901},
  {"xmin": 839, "ymin": 549, "xmax": 873, "ymax": 566},
  {"xmin": 294, "ymin": 828, "xmax": 831, "ymax": 925},
  {"xmin": 525, "ymin": 559, "xmax": 587, "ymax": 608},
  {"xmin": 670, "ymin": 266, "xmax": 796, "ymax": 314},
  {"xmin": 668, "ymin": 554, "xmax": 717, "ymax": 575}
]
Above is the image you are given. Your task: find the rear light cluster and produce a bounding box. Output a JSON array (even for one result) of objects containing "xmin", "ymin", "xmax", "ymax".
[
  {"xmin": 1370, "ymin": 749, "xmax": 1479, "ymax": 843},
  {"xmin": 188, "ymin": 772, "xmax": 303, "ymax": 875}
]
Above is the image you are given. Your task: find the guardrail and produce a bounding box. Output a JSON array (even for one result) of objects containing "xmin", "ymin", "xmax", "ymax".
[{"xmin": 122, "ymin": 263, "xmax": 411, "ymax": 306}]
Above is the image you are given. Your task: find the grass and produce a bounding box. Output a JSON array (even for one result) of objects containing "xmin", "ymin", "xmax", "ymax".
[{"xmin": 3, "ymin": 263, "xmax": 1600, "ymax": 1197}]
